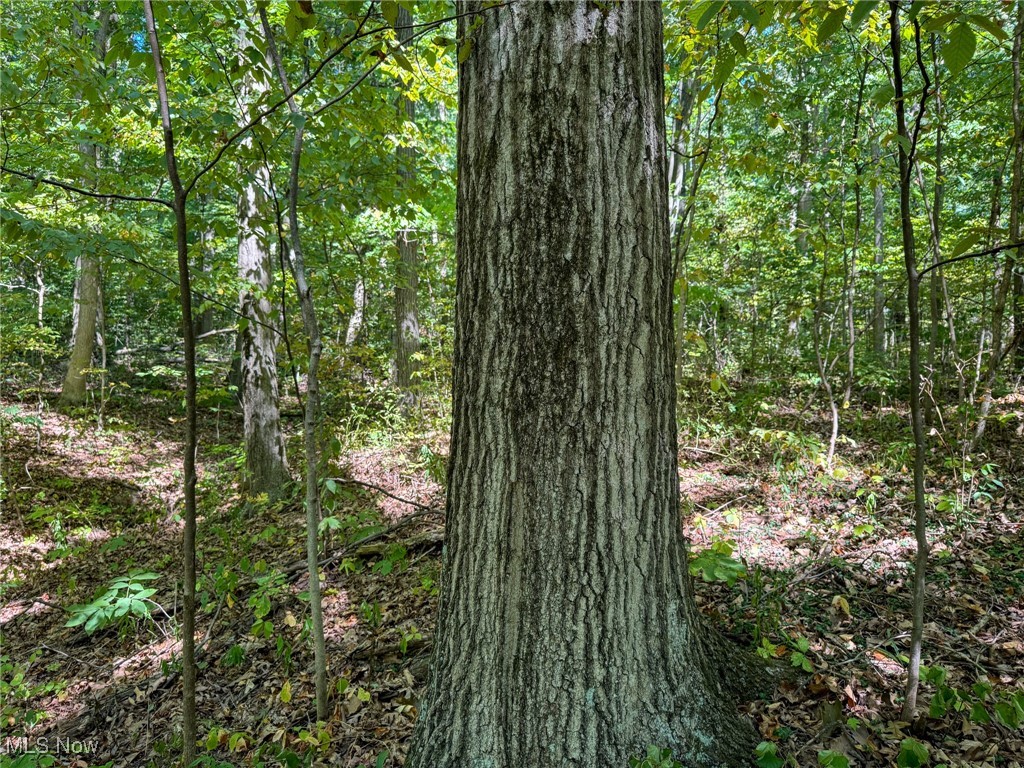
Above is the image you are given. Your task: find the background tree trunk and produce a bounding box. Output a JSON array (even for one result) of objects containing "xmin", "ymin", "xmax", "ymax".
[
  {"xmin": 393, "ymin": 5, "xmax": 419, "ymax": 406},
  {"xmin": 973, "ymin": 4, "xmax": 1023, "ymax": 449},
  {"xmin": 889, "ymin": 2, "xmax": 929, "ymax": 719},
  {"xmin": 259, "ymin": 6, "xmax": 329, "ymax": 721},
  {"xmin": 237, "ymin": 29, "xmax": 289, "ymax": 496},
  {"xmin": 407, "ymin": 4, "xmax": 753, "ymax": 766},
  {"xmin": 872, "ymin": 135, "xmax": 886, "ymax": 356},
  {"xmin": 62, "ymin": 247, "xmax": 101, "ymax": 404},
  {"xmin": 346, "ymin": 276, "xmax": 366, "ymax": 347},
  {"xmin": 61, "ymin": 5, "xmax": 110, "ymax": 405}
]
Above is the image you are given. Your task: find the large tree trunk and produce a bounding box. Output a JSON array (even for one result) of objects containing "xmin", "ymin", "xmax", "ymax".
[
  {"xmin": 407, "ymin": 4, "xmax": 753, "ymax": 767},
  {"xmin": 61, "ymin": 5, "xmax": 110, "ymax": 405},
  {"xmin": 236, "ymin": 35, "xmax": 289, "ymax": 496},
  {"xmin": 392, "ymin": 5, "xmax": 420, "ymax": 405}
]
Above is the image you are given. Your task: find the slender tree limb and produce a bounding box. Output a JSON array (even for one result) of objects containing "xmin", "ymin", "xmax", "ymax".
[
  {"xmin": 184, "ymin": 5, "xmax": 505, "ymax": 197},
  {"xmin": 141, "ymin": 2, "xmax": 198, "ymax": 764},
  {"xmin": 918, "ymin": 241, "xmax": 1024, "ymax": 279},
  {"xmin": 0, "ymin": 165, "xmax": 172, "ymax": 208},
  {"xmin": 335, "ymin": 477, "xmax": 440, "ymax": 512}
]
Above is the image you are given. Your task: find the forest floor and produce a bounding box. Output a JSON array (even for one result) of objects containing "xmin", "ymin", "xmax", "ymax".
[{"xmin": 1, "ymin": 386, "xmax": 1023, "ymax": 768}]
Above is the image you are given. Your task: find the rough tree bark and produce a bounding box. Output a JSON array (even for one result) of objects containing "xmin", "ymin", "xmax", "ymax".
[
  {"xmin": 237, "ymin": 26, "xmax": 290, "ymax": 496},
  {"xmin": 406, "ymin": 4, "xmax": 754, "ymax": 766},
  {"xmin": 61, "ymin": 4, "xmax": 110, "ymax": 405},
  {"xmin": 392, "ymin": 5, "xmax": 420, "ymax": 406}
]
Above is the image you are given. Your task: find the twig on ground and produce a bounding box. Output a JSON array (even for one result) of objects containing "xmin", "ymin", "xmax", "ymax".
[{"xmin": 335, "ymin": 477, "xmax": 439, "ymax": 512}]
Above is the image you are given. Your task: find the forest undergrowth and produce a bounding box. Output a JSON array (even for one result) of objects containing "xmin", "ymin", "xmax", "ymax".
[{"xmin": 1, "ymin": 384, "xmax": 1022, "ymax": 768}]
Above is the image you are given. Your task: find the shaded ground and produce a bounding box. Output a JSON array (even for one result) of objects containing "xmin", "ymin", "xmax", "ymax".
[{"xmin": 1, "ymin": 390, "xmax": 1022, "ymax": 767}]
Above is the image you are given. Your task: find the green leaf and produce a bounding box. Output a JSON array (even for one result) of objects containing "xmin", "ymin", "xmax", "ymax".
[
  {"xmin": 994, "ymin": 700, "xmax": 1022, "ymax": 728},
  {"xmin": 871, "ymin": 83, "xmax": 895, "ymax": 107},
  {"xmin": 755, "ymin": 741, "xmax": 785, "ymax": 768},
  {"xmin": 284, "ymin": 11, "xmax": 302, "ymax": 42},
  {"xmin": 817, "ymin": 6, "xmax": 847, "ymax": 45},
  {"xmin": 712, "ymin": 49, "xmax": 736, "ymax": 88},
  {"xmin": 392, "ymin": 50, "xmax": 414, "ymax": 73},
  {"xmin": 695, "ymin": 1, "xmax": 726, "ymax": 31},
  {"xmin": 458, "ymin": 38, "xmax": 473, "ymax": 64},
  {"xmin": 381, "ymin": 0, "xmax": 399, "ymax": 28},
  {"xmin": 968, "ymin": 14, "xmax": 1007, "ymax": 41},
  {"xmin": 850, "ymin": 1, "xmax": 878, "ymax": 28},
  {"xmin": 731, "ymin": 0, "xmax": 762, "ymax": 28},
  {"xmin": 818, "ymin": 750, "xmax": 850, "ymax": 768},
  {"xmin": 730, "ymin": 31, "xmax": 749, "ymax": 58},
  {"xmin": 942, "ymin": 24, "xmax": 976, "ymax": 77},
  {"xmin": 969, "ymin": 701, "xmax": 990, "ymax": 723},
  {"xmin": 206, "ymin": 729, "xmax": 221, "ymax": 751},
  {"xmin": 64, "ymin": 609, "xmax": 90, "ymax": 627},
  {"xmin": 896, "ymin": 738, "xmax": 929, "ymax": 768},
  {"xmin": 950, "ymin": 231, "xmax": 981, "ymax": 258}
]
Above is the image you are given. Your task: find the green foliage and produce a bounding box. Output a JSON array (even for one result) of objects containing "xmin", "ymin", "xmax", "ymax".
[
  {"xmin": 64, "ymin": 570, "xmax": 159, "ymax": 635},
  {"xmin": 941, "ymin": 24, "xmax": 976, "ymax": 76},
  {"xmin": 359, "ymin": 600, "xmax": 383, "ymax": 628},
  {"xmin": 787, "ymin": 635, "xmax": 814, "ymax": 673},
  {"xmin": 688, "ymin": 537, "xmax": 747, "ymax": 585},
  {"xmin": 0, "ymin": 405, "xmax": 43, "ymax": 432},
  {"xmin": 372, "ymin": 544, "xmax": 408, "ymax": 577},
  {"xmin": 896, "ymin": 738, "xmax": 929, "ymax": 768},
  {"xmin": 0, "ymin": 652, "xmax": 63, "ymax": 732},
  {"xmin": 754, "ymin": 741, "xmax": 785, "ymax": 768},
  {"xmin": 749, "ymin": 428, "xmax": 826, "ymax": 480},
  {"xmin": 628, "ymin": 745, "xmax": 685, "ymax": 768},
  {"xmin": 413, "ymin": 443, "xmax": 447, "ymax": 487},
  {"xmin": 398, "ymin": 625, "xmax": 423, "ymax": 655},
  {"xmin": 0, "ymin": 754, "xmax": 57, "ymax": 768},
  {"xmin": 247, "ymin": 567, "xmax": 287, "ymax": 640},
  {"xmin": 817, "ymin": 751, "xmax": 849, "ymax": 768},
  {"xmin": 923, "ymin": 664, "xmax": 1024, "ymax": 730}
]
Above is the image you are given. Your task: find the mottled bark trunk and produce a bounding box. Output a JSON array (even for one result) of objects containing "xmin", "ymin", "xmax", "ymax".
[
  {"xmin": 393, "ymin": 230, "xmax": 419, "ymax": 395},
  {"xmin": 194, "ymin": 221, "xmax": 214, "ymax": 338},
  {"xmin": 393, "ymin": 6, "xmax": 419, "ymax": 405},
  {"xmin": 872, "ymin": 137, "xmax": 886, "ymax": 356},
  {"xmin": 345, "ymin": 276, "xmax": 366, "ymax": 347},
  {"xmin": 237, "ymin": 34, "xmax": 289, "ymax": 496},
  {"xmin": 61, "ymin": 6, "xmax": 110, "ymax": 405},
  {"xmin": 62, "ymin": 247, "xmax": 101, "ymax": 404},
  {"xmin": 407, "ymin": 4, "xmax": 753, "ymax": 767}
]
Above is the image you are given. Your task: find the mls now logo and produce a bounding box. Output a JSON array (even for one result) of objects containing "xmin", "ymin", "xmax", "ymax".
[{"xmin": 1, "ymin": 736, "xmax": 99, "ymax": 755}]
